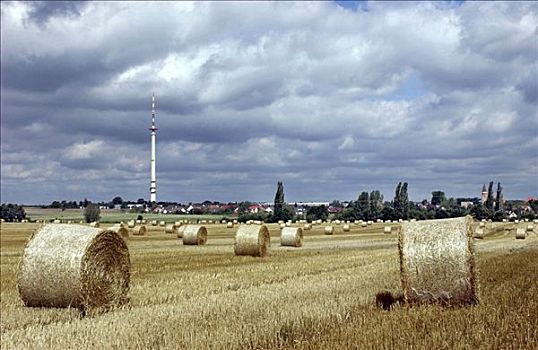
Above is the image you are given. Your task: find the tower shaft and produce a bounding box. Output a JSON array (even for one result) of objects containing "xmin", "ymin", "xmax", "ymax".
[{"xmin": 150, "ymin": 94, "xmax": 157, "ymax": 203}]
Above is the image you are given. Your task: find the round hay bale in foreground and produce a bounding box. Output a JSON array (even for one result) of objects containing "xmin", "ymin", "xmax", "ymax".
[
  {"xmin": 110, "ymin": 225, "xmax": 129, "ymax": 238},
  {"xmin": 165, "ymin": 224, "xmax": 177, "ymax": 235},
  {"xmin": 398, "ymin": 216, "xmax": 478, "ymax": 306},
  {"xmin": 280, "ymin": 227, "xmax": 303, "ymax": 247},
  {"xmin": 384, "ymin": 226, "xmax": 392, "ymax": 234},
  {"xmin": 324, "ymin": 226, "xmax": 334, "ymax": 235},
  {"xmin": 18, "ymin": 224, "xmax": 130, "ymax": 311},
  {"xmin": 182, "ymin": 225, "xmax": 207, "ymax": 245},
  {"xmin": 131, "ymin": 225, "xmax": 146, "ymax": 236},
  {"xmin": 343, "ymin": 224, "xmax": 350, "ymax": 232},
  {"xmin": 515, "ymin": 228, "xmax": 526, "ymax": 239},
  {"xmin": 234, "ymin": 225, "xmax": 270, "ymax": 257}
]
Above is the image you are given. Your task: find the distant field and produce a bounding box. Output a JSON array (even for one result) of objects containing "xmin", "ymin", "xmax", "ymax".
[
  {"xmin": 23, "ymin": 207, "xmax": 225, "ymax": 223},
  {"xmin": 1, "ymin": 221, "xmax": 537, "ymax": 349}
]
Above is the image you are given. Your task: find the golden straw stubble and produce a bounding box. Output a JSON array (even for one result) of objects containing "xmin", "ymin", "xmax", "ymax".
[
  {"xmin": 398, "ymin": 216, "xmax": 478, "ymax": 306},
  {"xmin": 234, "ymin": 225, "xmax": 270, "ymax": 257},
  {"xmin": 18, "ymin": 224, "xmax": 130, "ymax": 312}
]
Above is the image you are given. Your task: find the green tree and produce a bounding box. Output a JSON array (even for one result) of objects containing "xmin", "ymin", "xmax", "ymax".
[
  {"xmin": 272, "ymin": 181, "xmax": 290, "ymax": 222},
  {"xmin": 495, "ymin": 183, "xmax": 503, "ymax": 211},
  {"xmin": 84, "ymin": 203, "xmax": 101, "ymax": 223},
  {"xmin": 306, "ymin": 205, "xmax": 329, "ymax": 222},
  {"xmin": 431, "ymin": 191, "xmax": 446, "ymax": 206},
  {"xmin": 485, "ymin": 181, "xmax": 494, "ymax": 210},
  {"xmin": 369, "ymin": 190, "xmax": 383, "ymax": 219}
]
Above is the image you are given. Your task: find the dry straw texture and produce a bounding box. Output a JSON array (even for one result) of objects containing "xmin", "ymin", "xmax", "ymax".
[
  {"xmin": 110, "ymin": 225, "xmax": 129, "ymax": 238},
  {"xmin": 515, "ymin": 228, "xmax": 526, "ymax": 239},
  {"xmin": 474, "ymin": 228, "xmax": 484, "ymax": 239},
  {"xmin": 182, "ymin": 225, "xmax": 208, "ymax": 245},
  {"xmin": 234, "ymin": 225, "xmax": 270, "ymax": 257},
  {"xmin": 164, "ymin": 224, "xmax": 177, "ymax": 234},
  {"xmin": 18, "ymin": 224, "xmax": 130, "ymax": 312},
  {"xmin": 324, "ymin": 226, "xmax": 334, "ymax": 235},
  {"xmin": 131, "ymin": 226, "xmax": 146, "ymax": 236},
  {"xmin": 176, "ymin": 225, "xmax": 185, "ymax": 238},
  {"xmin": 398, "ymin": 216, "xmax": 478, "ymax": 306},
  {"xmin": 280, "ymin": 227, "xmax": 304, "ymax": 247}
]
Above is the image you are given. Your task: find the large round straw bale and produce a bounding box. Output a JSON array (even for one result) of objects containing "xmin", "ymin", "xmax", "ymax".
[
  {"xmin": 515, "ymin": 228, "xmax": 526, "ymax": 239},
  {"xmin": 174, "ymin": 221, "xmax": 182, "ymax": 228},
  {"xmin": 159, "ymin": 221, "xmax": 165, "ymax": 227},
  {"xmin": 234, "ymin": 225, "xmax": 270, "ymax": 257},
  {"xmin": 398, "ymin": 216, "xmax": 478, "ymax": 306},
  {"xmin": 278, "ymin": 220, "xmax": 284, "ymax": 225},
  {"xmin": 253, "ymin": 220, "xmax": 262, "ymax": 225},
  {"xmin": 136, "ymin": 220, "xmax": 141, "ymax": 224},
  {"xmin": 384, "ymin": 226, "xmax": 392, "ymax": 234},
  {"xmin": 367, "ymin": 220, "xmax": 373, "ymax": 225},
  {"xmin": 281, "ymin": 227, "xmax": 303, "ymax": 247},
  {"xmin": 165, "ymin": 224, "xmax": 177, "ymax": 234},
  {"xmin": 131, "ymin": 225, "xmax": 146, "ymax": 236},
  {"xmin": 182, "ymin": 225, "xmax": 207, "ymax": 245},
  {"xmin": 18, "ymin": 224, "xmax": 130, "ymax": 311},
  {"xmin": 141, "ymin": 219, "xmax": 147, "ymax": 224},
  {"xmin": 343, "ymin": 224, "xmax": 350, "ymax": 232},
  {"xmin": 127, "ymin": 220, "xmax": 135, "ymax": 228},
  {"xmin": 110, "ymin": 225, "xmax": 129, "ymax": 238},
  {"xmin": 324, "ymin": 226, "xmax": 334, "ymax": 235},
  {"xmin": 303, "ymin": 223, "xmax": 312, "ymax": 231},
  {"xmin": 526, "ymin": 224, "xmax": 534, "ymax": 232},
  {"xmin": 151, "ymin": 220, "xmax": 158, "ymax": 226},
  {"xmin": 227, "ymin": 222, "xmax": 234, "ymax": 228},
  {"xmin": 334, "ymin": 220, "xmax": 341, "ymax": 225},
  {"xmin": 361, "ymin": 222, "xmax": 367, "ymax": 227},
  {"xmin": 233, "ymin": 219, "xmax": 238, "ymax": 224}
]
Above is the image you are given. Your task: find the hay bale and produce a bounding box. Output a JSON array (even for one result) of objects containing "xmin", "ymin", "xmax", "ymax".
[
  {"xmin": 398, "ymin": 216, "xmax": 478, "ymax": 306},
  {"xmin": 174, "ymin": 221, "xmax": 182, "ymax": 228},
  {"xmin": 279, "ymin": 223, "xmax": 286, "ymax": 229},
  {"xmin": 367, "ymin": 220, "xmax": 373, "ymax": 225},
  {"xmin": 159, "ymin": 221, "xmax": 165, "ymax": 227},
  {"xmin": 474, "ymin": 228, "xmax": 484, "ymax": 239},
  {"xmin": 127, "ymin": 220, "xmax": 135, "ymax": 228},
  {"xmin": 384, "ymin": 226, "xmax": 391, "ymax": 234},
  {"xmin": 479, "ymin": 222, "xmax": 485, "ymax": 228},
  {"xmin": 89, "ymin": 222, "xmax": 100, "ymax": 228},
  {"xmin": 151, "ymin": 220, "xmax": 158, "ymax": 226},
  {"xmin": 131, "ymin": 226, "xmax": 146, "ymax": 236},
  {"xmin": 110, "ymin": 225, "xmax": 129, "ymax": 238},
  {"xmin": 526, "ymin": 224, "xmax": 534, "ymax": 232},
  {"xmin": 18, "ymin": 224, "xmax": 130, "ymax": 311},
  {"xmin": 361, "ymin": 222, "xmax": 367, "ymax": 227},
  {"xmin": 502, "ymin": 219, "xmax": 507, "ymax": 222},
  {"xmin": 303, "ymin": 223, "xmax": 312, "ymax": 231},
  {"xmin": 234, "ymin": 225, "xmax": 270, "ymax": 257},
  {"xmin": 227, "ymin": 222, "xmax": 234, "ymax": 228},
  {"xmin": 343, "ymin": 224, "xmax": 350, "ymax": 232},
  {"xmin": 165, "ymin": 224, "xmax": 177, "ymax": 234},
  {"xmin": 324, "ymin": 226, "xmax": 334, "ymax": 235},
  {"xmin": 280, "ymin": 227, "xmax": 303, "ymax": 247},
  {"xmin": 177, "ymin": 225, "xmax": 185, "ymax": 238},
  {"xmin": 141, "ymin": 220, "xmax": 147, "ymax": 224},
  {"xmin": 182, "ymin": 225, "xmax": 207, "ymax": 245},
  {"xmin": 515, "ymin": 228, "xmax": 526, "ymax": 239},
  {"xmin": 233, "ymin": 219, "xmax": 238, "ymax": 224},
  {"xmin": 53, "ymin": 219, "xmax": 61, "ymax": 224},
  {"xmin": 334, "ymin": 220, "xmax": 341, "ymax": 225}
]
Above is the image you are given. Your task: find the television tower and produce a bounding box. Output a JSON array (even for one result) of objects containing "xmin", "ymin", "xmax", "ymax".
[{"xmin": 149, "ymin": 93, "xmax": 157, "ymax": 203}]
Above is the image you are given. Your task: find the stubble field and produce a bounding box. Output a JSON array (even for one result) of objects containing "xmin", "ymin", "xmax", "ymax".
[{"xmin": 1, "ymin": 220, "xmax": 537, "ymax": 349}]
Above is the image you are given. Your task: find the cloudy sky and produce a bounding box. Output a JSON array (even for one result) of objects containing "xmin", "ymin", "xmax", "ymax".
[{"xmin": 1, "ymin": 1, "xmax": 537, "ymax": 205}]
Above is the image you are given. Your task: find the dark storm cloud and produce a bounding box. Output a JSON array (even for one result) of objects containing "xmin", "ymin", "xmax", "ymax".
[{"xmin": 1, "ymin": 1, "xmax": 536, "ymax": 204}]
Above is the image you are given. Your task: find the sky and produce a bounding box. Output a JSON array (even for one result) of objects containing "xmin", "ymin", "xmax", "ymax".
[{"xmin": 1, "ymin": 1, "xmax": 537, "ymax": 205}]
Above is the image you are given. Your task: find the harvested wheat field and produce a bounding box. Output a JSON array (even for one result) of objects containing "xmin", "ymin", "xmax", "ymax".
[{"xmin": 1, "ymin": 221, "xmax": 537, "ymax": 349}]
